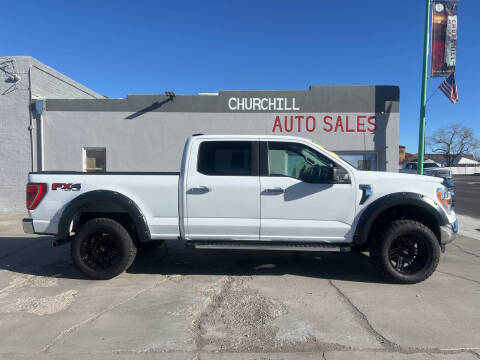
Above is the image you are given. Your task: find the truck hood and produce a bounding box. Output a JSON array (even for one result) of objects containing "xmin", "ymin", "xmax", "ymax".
[{"xmin": 356, "ymin": 171, "xmax": 443, "ymax": 185}]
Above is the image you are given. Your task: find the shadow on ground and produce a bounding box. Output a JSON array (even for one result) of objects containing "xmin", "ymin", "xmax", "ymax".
[{"xmin": 0, "ymin": 236, "xmax": 386, "ymax": 284}]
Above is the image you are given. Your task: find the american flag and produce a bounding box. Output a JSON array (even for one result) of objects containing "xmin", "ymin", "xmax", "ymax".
[{"xmin": 439, "ymin": 73, "xmax": 459, "ymax": 104}]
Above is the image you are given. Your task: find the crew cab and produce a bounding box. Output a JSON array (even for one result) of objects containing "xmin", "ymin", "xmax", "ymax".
[{"xmin": 23, "ymin": 135, "xmax": 458, "ymax": 283}]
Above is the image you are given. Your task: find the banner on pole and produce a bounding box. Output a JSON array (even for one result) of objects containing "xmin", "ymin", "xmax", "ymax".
[{"xmin": 431, "ymin": 1, "xmax": 458, "ymax": 77}]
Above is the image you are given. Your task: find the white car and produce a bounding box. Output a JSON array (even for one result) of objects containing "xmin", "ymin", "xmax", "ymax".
[
  {"xmin": 400, "ymin": 162, "xmax": 452, "ymax": 179},
  {"xmin": 23, "ymin": 135, "xmax": 457, "ymax": 283}
]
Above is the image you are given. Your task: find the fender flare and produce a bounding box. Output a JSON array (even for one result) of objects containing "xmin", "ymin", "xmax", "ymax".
[
  {"xmin": 57, "ymin": 190, "xmax": 151, "ymax": 242},
  {"xmin": 352, "ymin": 192, "xmax": 449, "ymax": 245}
]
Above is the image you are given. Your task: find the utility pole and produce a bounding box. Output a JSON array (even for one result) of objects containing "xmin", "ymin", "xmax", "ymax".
[{"xmin": 417, "ymin": 0, "xmax": 431, "ymax": 175}]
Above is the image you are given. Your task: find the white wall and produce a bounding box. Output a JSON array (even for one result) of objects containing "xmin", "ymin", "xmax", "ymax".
[{"xmin": 446, "ymin": 167, "xmax": 480, "ymax": 175}]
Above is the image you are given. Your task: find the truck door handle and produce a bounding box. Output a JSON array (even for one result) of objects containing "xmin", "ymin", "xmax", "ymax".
[
  {"xmin": 262, "ymin": 187, "xmax": 285, "ymax": 195},
  {"xmin": 188, "ymin": 186, "xmax": 210, "ymax": 194}
]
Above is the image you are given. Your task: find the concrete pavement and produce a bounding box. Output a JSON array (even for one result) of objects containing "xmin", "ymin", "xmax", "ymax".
[{"xmin": 0, "ymin": 214, "xmax": 479, "ymax": 360}]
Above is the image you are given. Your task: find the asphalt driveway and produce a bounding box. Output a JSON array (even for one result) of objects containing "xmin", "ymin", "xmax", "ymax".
[{"xmin": 453, "ymin": 175, "xmax": 480, "ymax": 219}]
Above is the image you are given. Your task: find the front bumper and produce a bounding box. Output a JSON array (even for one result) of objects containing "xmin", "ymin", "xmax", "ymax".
[
  {"xmin": 22, "ymin": 218, "xmax": 35, "ymax": 234},
  {"xmin": 440, "ymin": 219, "xmax": 458, "ymax": 244}
]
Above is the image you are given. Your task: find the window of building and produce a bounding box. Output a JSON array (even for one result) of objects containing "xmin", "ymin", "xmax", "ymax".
[
  {"xmin": 197, "ymin": 141, "xmax": 252, "ymax": 176},
  {"xmin": 337, "ymin": 152, "xmax": 378, "ymax": 171},
  {"xmin": 83, "ymin": 148, "xmax": 106, "ymax": 172},
  {"xmin": 268, "ymin": 142, "xmax": 349, "ymax": 183}
]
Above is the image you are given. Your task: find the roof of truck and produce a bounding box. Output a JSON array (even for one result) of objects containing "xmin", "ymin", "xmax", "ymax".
[{"xmin": 190, "ymin": 134, "xmax": 315, "ymax": 142}]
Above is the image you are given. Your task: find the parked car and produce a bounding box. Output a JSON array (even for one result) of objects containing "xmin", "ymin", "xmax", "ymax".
[
  {"xmin": 23, "ymin": 135, "xmax": 457, "ymax": 283},
  {"xmin": 400, "ymin": 161, "xmax": 452, "ymax": 179}
]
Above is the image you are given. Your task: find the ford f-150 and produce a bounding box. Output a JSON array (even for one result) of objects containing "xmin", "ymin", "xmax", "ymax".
[{"xmin": 23, "ymin": 135, "xmax": 458, "ymax": 283}]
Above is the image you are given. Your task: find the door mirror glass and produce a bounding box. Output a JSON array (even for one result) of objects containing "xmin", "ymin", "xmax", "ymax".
[
  {"xmin": 298, "ymin": 164, "xmax": 333, "ymax": 184},
  {"xmin": 332, "ymin": 167, "xmax": 351, "ymax": 184}
]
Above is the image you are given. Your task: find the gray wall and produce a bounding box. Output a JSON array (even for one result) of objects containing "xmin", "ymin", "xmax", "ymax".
[
  {"xmin": 42, "ymin": 86, "xmax": 399, "ymax": 173},
  {"xmin": 0, "ymin": 57, "xmax": 32, "ymax": 214},
  {"xmin": 29, "ymin": 58, "xmax": 105, "ymax": 100},
  {"xmin": 0, "ymin": 56, "xmax": 104, "ymax": 213}
]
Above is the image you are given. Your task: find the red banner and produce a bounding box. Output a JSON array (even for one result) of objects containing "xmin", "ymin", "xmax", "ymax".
[{"xmin": 431, "ymin": 1, "xmax": 458, "ymax": 77}]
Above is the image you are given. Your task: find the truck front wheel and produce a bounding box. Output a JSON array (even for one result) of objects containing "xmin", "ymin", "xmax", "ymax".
[
  {"xmin": 71, "ymin": 218, "xmax": 137, "ymax": 280},
  {"xmin": 369, "ymin": 220, "xmax": 440, "ymax": 284}
]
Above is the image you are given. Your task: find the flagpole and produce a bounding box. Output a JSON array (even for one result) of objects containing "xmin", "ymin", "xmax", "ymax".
[{"xmin": 417, "ymin": 0, "xmax": 431, "ymax": 175}]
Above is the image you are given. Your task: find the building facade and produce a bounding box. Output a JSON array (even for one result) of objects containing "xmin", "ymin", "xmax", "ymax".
[
  {"xmin": 1, "ymin": 57, "xmax": 400, "ymax": 213},
  {"xmin": 38, "ymin": 86, "xmax": 399, "ymax": 173},
  {"xmin": 0, "ymin": 56, "xmax": 104, "ymax": 213}
]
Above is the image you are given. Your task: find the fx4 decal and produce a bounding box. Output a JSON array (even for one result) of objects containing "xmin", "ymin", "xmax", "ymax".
[{"xmin": 51, "ymin": 183, "xmax": 81, "ymax": 191}]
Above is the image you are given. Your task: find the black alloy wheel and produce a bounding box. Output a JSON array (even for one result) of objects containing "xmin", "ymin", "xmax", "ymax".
[
  {"xmin": 71, "ymin": 218, "xmax": 137, "ymax": 280},
  {"xmin": 80, "ymin": 232, "xmax": 121, "ymax": 270},
  {"xmin": 370, "ymin": 220, "xmax": 440, "ymax": 284},
  {"xmin": 388, "ymin": 234, "xmax": 429, "ymax": 275}
]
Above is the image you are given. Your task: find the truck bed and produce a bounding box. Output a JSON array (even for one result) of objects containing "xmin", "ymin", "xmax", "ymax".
[{"xmin": 28, "ymin": 172, "xmax": 180, "ymax": 239}]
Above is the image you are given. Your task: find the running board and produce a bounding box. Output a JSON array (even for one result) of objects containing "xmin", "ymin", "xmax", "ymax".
[{"xmin": 189, "ymin": 241, "xmax": 351, "ymax": 252}]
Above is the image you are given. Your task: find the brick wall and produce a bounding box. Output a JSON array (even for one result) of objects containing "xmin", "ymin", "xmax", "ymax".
[
  {"xmin": 0, "ymin": 56, "xmax": 103, "ymax": 213},
  {"xmin": 0, "ymin": 57, "xmax": 32, "ymax": 213}
]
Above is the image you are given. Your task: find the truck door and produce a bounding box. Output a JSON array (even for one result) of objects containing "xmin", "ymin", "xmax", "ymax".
[
  {"xmin": 260, "ymin": 141, "xmax": 356, "ymax": 243},
  {"xmin": 185, "ymin": 140, "xmax": 260, "ymax": 240}
]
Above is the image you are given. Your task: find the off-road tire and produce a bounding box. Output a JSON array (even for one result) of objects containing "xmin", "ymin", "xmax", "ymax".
[
  {"xmin": 71, "ymin": 218, "xmax": 137, "ymax": 280},
  {"xmin": 369, "ymin": 220, "xmax": 440, "ymax": 284}
]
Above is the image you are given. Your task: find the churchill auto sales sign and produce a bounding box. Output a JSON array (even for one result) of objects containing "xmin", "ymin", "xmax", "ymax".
[
  {"xmin": 228, "ymin": 97, "xmax": 300, "ymax": 111},
  {"xmin": 228, "ymin": 97, "xmax": 376, "ymax": 134},
  {"xmin": 271, "ymin": 114, "xmax": 375, "ymax": 134}
]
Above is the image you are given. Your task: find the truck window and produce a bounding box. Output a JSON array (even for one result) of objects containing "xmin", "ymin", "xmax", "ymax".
[
  {"xmin": 268, "ymin": 142, "xmax": 345, "ymax": 183},
  {"xmin": 197, "ymin": 141, "xmax": 253, "ymax": 176}
]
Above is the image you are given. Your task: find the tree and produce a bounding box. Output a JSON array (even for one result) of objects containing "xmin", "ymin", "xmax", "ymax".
[
  {"xmin": 426, "ymin": 124, "xmax": 480, "ymax": 167},
  {"xmin": 475, "ymin": 150, "xmax": 480, "ymax": 162}
]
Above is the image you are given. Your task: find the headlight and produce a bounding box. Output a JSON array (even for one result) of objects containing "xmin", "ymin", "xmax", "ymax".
[{"xmin": 436, "ymin": 187, "xmax": 453, "ymax": 214}]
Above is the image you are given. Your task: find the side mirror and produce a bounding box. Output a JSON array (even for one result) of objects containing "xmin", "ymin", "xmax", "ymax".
[{"xmin": 332, "ymin": 167, "xmax": 350, "ymax": 184}]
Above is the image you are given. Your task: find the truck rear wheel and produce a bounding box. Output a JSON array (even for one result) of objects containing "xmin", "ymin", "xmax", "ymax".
[
  {"xmin": 369, "ymin": 220, "xmax": 440, "ymax": 284},
  {"xmin": 71, "ymin": 218, "xmax": 137, "ymax": 280}
]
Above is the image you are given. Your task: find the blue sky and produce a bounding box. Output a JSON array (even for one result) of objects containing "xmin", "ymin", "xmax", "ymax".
[{"xmin": 3, "ymin": 0, "xmax": 479, "ymax": 153}]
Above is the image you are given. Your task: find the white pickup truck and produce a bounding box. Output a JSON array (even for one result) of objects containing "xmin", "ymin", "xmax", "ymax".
[
  {"xmin": 23, "ymin": 135, "xmax": 458, "ymax": 283},
  {"xmin": 400, "ymin": 161, "xmax": 453, "ymax": 179}
]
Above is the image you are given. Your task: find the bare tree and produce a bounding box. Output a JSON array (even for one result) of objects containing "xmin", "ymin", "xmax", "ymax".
[
  {"xmin": 427, "ymin": 124, "xmax": 480, "ymax": 166},
  {"xmin": 475, "ymin": 150, "xmax": 480, "ymax": 162}
]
